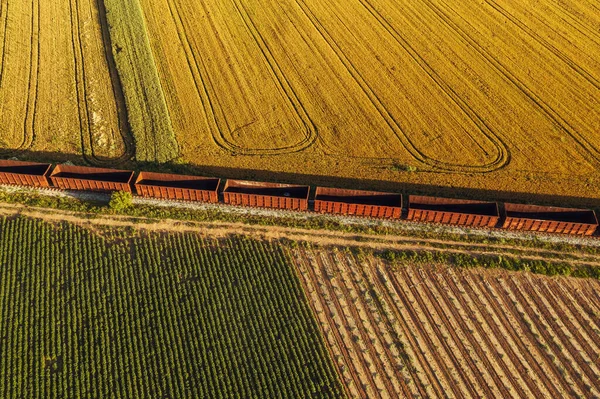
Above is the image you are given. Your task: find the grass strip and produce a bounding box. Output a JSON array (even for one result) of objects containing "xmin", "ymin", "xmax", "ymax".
[{"xmin": 102, "ymin": 0, "xmax": 179, "ymax": 162}]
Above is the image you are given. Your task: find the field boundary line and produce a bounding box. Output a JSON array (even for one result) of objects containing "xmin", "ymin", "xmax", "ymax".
[
  {"xmin": 72, "ymin": 0, "xmax": 134, "ymax": 165},
  {"xmin": 293, "ymin": 249, "xmax": 368, "ymax": 398}
]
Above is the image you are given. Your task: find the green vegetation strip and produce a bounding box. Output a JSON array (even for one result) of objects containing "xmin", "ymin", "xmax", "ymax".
[
  {"xmin": 0, "ymin": 216, "xmax": 343, "ymax": 398},
  {"xmin": 367, "ymin": 247, "xmax": 600, "ymax": 279},
  {"xmin": 103, "ymin": 0, "xmax": 178, "ymax": 162}
]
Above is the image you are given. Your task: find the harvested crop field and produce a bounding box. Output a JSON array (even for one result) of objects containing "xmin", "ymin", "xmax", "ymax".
[
  {"xmin": 136, "ymin": 0, "xmax": 600, "ymax": 200},
  {"xmin": 292, "ymin": 245, "xmax": 600, "ymax": 398}
]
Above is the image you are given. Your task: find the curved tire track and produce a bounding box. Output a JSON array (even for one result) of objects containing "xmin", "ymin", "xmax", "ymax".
[
  {"xmin": 0, "ymin": 0, "xmax": 38, "ymax": 155},
  {"xmin": 421, "ymin": 0, "xmax": 600, "ymax": 166},
  {"xmin": 294, "ymin": 0, "xmax": 510, "ymax": 173},
  {"xmin": 165, "ymin": 0, "xmax": 317, "ymax": 156}
]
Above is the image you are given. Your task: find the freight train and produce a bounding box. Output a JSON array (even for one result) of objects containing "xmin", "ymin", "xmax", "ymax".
[{"xmin": 0, "ymin": 159, "xmax": 598, "ymax": 236}]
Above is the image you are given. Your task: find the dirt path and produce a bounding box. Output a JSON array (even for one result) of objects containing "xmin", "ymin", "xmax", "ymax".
[
  {"xmin": 0, "ymin": 202, "xmax": 598, "ymax": 271},
  {"xmin": 2, "ymin": 184, "xmax": 600, "ymax": 251}
]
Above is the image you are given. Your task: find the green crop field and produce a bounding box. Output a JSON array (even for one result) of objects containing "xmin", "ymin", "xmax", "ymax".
[{"xmin": 0, "ymin": 216, "xmax": 343, "ymax": 398}]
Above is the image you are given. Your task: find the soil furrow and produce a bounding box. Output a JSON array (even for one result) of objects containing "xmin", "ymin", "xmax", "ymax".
[
  {"xmin": 424, "ymin": 268, "xmax": 523, "ymax": 398},
  {"xmin": 513, "ymin": 277, "xmax": 600, "ymax": 391},
  {"xmin": 440, "ymin": 270, "xmax": 546, "ymax": 397},
  {"xmin": 400, "ymin": 267, "xmax": 489, "ymax": 397},
  {"xmin": 332, "ymin": 252, "xmax": 411, "ymax": 397},
  {"xmin": 389, "ymin": 270, "xmax": 469, "ymax": 398},
  {"xmin": 492, "ymin": 277, "xmax": 586, "ymax": 397},
  {"xmin": 541, "ymin": 280, "xmax": 600, "ymax": 360},
  {"xmin": 375, "ymin": 263, "xmax": 453, "ymax": 397},
  {"xmin": 292, "ymin": 250, "xmax": 363, "ymax": 398},
  {"xmin": 365, "ymin": 259, "xmax": 443, "ymax": 397},
  {"xmin": 315, "ymin": 251, "xmax": 385, "ymax": 398},
  {"xmin": 463, "ymin": 272, "xmax": 567, "ymax": 397}
]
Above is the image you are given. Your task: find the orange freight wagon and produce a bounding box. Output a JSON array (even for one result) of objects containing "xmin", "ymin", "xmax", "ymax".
[
  {"xmin": 135, "ymin": 171, "xmax": 220, "ymax": 203},
  {"xmin": 50, "ymin": 164, "xmax": 134, "ymax": 192},
  {"xmin": 223, "ymin": 180, "xmax": 309, "ymax": 210},
  {"xmin": 314, "ymin": 187, "xmax": 402, "ymax": 218},
  {"xmin": 408, "ymin": 195, "xmax": 499, "ymax": 227},
  {"xmin": 503, "ymin": 203, "xmax": 598, "ymax": 236},
  {"xmin": 0, "ymin": 160, "xmax": 52, "ymax": 187}
]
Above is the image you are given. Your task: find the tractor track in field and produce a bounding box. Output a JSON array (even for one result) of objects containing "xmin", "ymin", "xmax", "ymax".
[
  {"xmin": 0, "ymin": 0, "xmax": 8, "ymax": 84},
  {"xmin": 549, "ymin": 0, "xmax": 600, "ymax": 38},
  {"xmin": 354, "ymin": 0, "xmax": 510, "ymax": 172},
  {"xmin": 541, "ymin": 0, "xmax": 600, "ymax": 47},
  {"xmin": 69, "ymin": 0, "xmax": 133, "ymax": 166},
  {"xmin": 165, "ymin": 0, "xmax": 316, "ymax": 156},
  {"xmin": 0, "ymin": 0, "xmax": 40, "ymax": 155},
  {"xmin": 22, "ymin": 0, "xmax": 39, "ymax": 154},
  {"xmin": 418, "ymin": 0, "xmax": 600, "ymax": 167},
  {"xmin": 484, "ymin": 0, "xmax": 600, "ymax": 87},
  {"xmin": 293, "ymin": 0, "xmax": 509, "ymax": 174}
]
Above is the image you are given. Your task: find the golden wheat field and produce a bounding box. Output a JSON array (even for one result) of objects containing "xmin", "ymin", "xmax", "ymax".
[
  {"xmin": 139, "ymin": 0, "xmax": 600, "ymax": 200},
  {"xmin": 0, "ymin": 0, "xmax": 132, "ymax": 162},
  {"xmin": 1, "ymin": 0, "xmax": 599, "ymax": 200}
]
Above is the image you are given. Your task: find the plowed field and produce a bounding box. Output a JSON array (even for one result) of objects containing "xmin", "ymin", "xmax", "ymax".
[
  {"xmin": 293, "ymin": 246, "xmax": 600, "ymax": 398},
  {"xmin": 0, "ymin": 0, "xmax": 132, "ymax": 163},
  {"xmin": 137, "ymin": 0, "xmax": 600, "ymax": 199}
]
